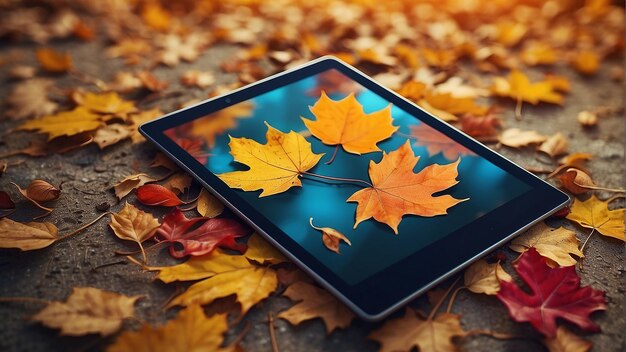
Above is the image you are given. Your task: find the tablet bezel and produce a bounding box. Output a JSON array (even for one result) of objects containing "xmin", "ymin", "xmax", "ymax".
[{"xmin": 140, "ymin": 56, "xmax": 570, "ymax": 321}]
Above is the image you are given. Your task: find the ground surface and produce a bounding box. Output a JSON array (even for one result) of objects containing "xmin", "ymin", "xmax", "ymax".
[{"xmin": 0, "ymin": 8, "xmax": 625, "ymax": 352}]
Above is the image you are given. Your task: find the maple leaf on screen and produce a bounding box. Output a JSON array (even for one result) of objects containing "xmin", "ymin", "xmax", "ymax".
[{"xmin": 497, "ymin": 248, "xmax": 606, "ymax": 337}]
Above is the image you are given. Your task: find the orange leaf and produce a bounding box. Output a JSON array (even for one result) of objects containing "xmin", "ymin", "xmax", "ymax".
[
  {"xmin": 347, "ymin": 141, "xmax": 466, "ymax": 234},
  {"xmin": 36, "ymin": 48, "xmax": 72, "ymax": 73},
  {"xmin": 571, "ymin": 50, "xmax": 600, "ymax": 75},
  {"xmin": 136, "ymin": 184, "xmax": 183, "ymax": 207}
]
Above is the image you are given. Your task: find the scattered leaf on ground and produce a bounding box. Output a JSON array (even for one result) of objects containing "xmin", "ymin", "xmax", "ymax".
[
  {"xmin": 244, "ymin": 232, "xmax": 287, "ymax": 265},
  {"xmin": 499, "ymin": 128, "xmax": 547, "ymax": 148},
  {"xmin": 18, "ymin": 107, "xmax": 102, "ymax": 140},
  {"xmin": 464, "ymin": 259, "xmax": 512, "ymax": 295},
  {"xmin": 491, "ymin": 70, "xmax": 564, "ymax": 105},
  {"xmin": 566, "ymin": 195, "xmax": 625, "ymax": 241},
  {"xmin": 162, "ymin": 172, "xmax": 192, "ymax": 194},
  {"xmin": 571, "ymin": 51, "xmax": 600, "ymax": 75},
  {"xmin": 510, "ymin": 223, "xmax": 583, "ymax": 266},
  {"xmin": 538, "ymin": 132, "xmax": 569, "ymax": 158},
  {"xmin": 25, "ymin": 179, "xmax": 61, "ymax": 202},
  {"xmin": 136, "ymin": 184, "xmax": 184, "ymax": 207},
  {"xmin": 577, "ymin": 111, "xmax": 598, "ymax": 127},
  {"xmin": 196, "ymin": 188, "xmax": 225, "ymax": 218},
  {"xmin": 113, "ymin": 173, "xmax": 158, "ymax": 200},
  {"xmin": 73, "ymin": 91, "xmax": 136, "ymax": 117},
  {"xmin": 0, "ymin": 191, "xmax": 16, "ymax": 209},
  {"xmin": 5, "ymin": 78, "xmax": 58, "ymax": 120},
  {"xmin": 543, "ymin": 326, "xmax": 592, "ymax": 352},
  {"xmin": 36, "ymin": 48, "xmax": 72, "ymax": 73},
  {"xmin": 109, "ymin": 202, "xmax": 160, "ymax": 261},
  {"xmin": 93, "ymin": 123, "xmax": 131, "ymax": 149},
  {"xmin": 557, "ymin": 168, "xmax": 596, "ymax": 195},
  {"xmin": 0, "ymin": 218, "xmax": 58, "ymax": 250}
]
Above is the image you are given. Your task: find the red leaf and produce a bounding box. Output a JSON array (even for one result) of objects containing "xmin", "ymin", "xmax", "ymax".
[
  {"xmin": 0, "ymin": 191, "xmax": 15, "ymax": 209},
  {"xmin": 136, "ymin": 184, "xmax": 183, "ymax": 206},
  {"xmin": 497, "ymin": 248, "xmax": 606, "ymax": 337},
  {"xmin": 155, "ymin": 208, "xmax": 249, "ymax": 258}
]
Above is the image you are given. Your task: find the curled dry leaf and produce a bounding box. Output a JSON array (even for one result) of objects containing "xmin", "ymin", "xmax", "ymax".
[
  {"xmin": 162, "ymin": 172, "xmax": 192, "ymax": 195},
  {"xmin": 93, "ymin": 123, "xmax": 132, "ymax": 149},
  {"xmin": 368, "ymin": 309, "xmax": 466, "ymax": 352},
  {"xmin": 26, "ymin": 179, "xmax": 61, "ymax": 202},
  {"xmin": 32, "ymin": 287, "xmax": 140, "ymax": 336},
  {"xmin": 463, "ymin": 259, "xmax": 512, "ymax": 295},
  {"xmin": 278, "ymin": 281, "xmax": 355, "ymax": 334},
  {"xmin": 566, "ymin": 195, "xmax": 625, "ymax": 242},
  {"xmin": 107, "ymin": 305, "xmax": 236, "ymax": 352},
  {"xmin": 196, "ymin": 188, "xmax": 224, "ymax": 218},
  {"xmin": 113, "ymin": 173, "xmax": 158, "ymax": 200},
  {"xmin": 543, "ymin": 326, "xmax": 592, "ymax": 352},
  {"xmin": 5, "ymin": 78, "xmax": 58, "ymax": 120},
  {"xmin": 0, "ymin": 218, "xmax": 58, "ymax": 250},
  {"xmin": 510, "ymin": 222, "xmax": 583, "ymax": 267},
  {"xmin": 538, "ymin": 132, "xmax": 569, "ymax": 158},
  {"xmin": 36, "ymin": 47, "xmax": 73, "ymax": 73},
  {"xmin": 109, "ymin": 202, "xmax": 160, "ymax": 262},
  {"xmin": 499, "ymin": 128, "xmax": 547, "ymax": 148},
  {"xmin": 577, "ymin": 111, "xmax": 598, "ymax": 127},
  {"xmin": 136, "ymin": 184, "xmax": 183, "ymax": 207},
  {"xmin": 11, "ymin": 181, "xmax": 54, "ymax": 216},
  {"xmin": 309, "ymin": 218, "xmax": 351, "ymax": 255},
  {"xmin": 557, "ymin": 168, "xmax": 596, "ymax": 195},
  {"xmin": 244, "ymin": 232, "xmax": 287, "ymax": 265}
]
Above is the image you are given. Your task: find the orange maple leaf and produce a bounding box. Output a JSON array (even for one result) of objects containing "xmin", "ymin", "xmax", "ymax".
[
  {"xmin": 302, "ymin": 91, "xmax": 398, "ymax": 155},
  {"xmin": 409, "ymin": 123, "xmax": 474, "ymax": 161},
  {"xmin": 347, "ymin": 141, "xmax": 466, "ymax": 234}
]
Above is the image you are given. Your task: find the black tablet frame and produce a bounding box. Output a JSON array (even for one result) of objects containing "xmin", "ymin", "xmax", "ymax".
[{"xmin": 140, "ymin": 56, "xmax": 570, "ymax": 321}]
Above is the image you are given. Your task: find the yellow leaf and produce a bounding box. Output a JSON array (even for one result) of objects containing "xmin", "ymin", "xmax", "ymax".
[
  {"xmin": 167, "ymin": 252, "xmax": 277, "ymax": 314},
  {"xmin": 521, "ymin": 41, "xmax": 558, "ymax": 66},
  {"xmin": 499, "ymin": 128, "xmax": 547, "ymax": 148},
  {"xmin": 566, "ymin": 195, "xmax": 625, "ymax": 241},
  {"xmin": 36, "ymin": 48, "xmax": 72, "ymax": 73},
  {"xmin": 140, "ymin": 3, "xmax": 171, "ymax": 32},
  {"xmin": 245, "ymin": 233, "xmax": 287, "ymax": 265},
  {"xmin": 151, "ymin": 250, "xmax": 227, "ymax": 283},
  {"xmin": 32, "ymin": 287, "xmax": 140, "ymax": 336},
  {"xmin": 0, "ymin": 218, "xmax": 58, "ymax": 250},
  {"xmin": 93, "ymin": 123, "xmax": 132, "ymax": 149},
  {"xmin": 309, "ymin": 218, "xmax": 351, "ymax": 254},
  {"xmin": 128, "ymin": 108, "xmax": 163, "ymax": 143},
  {"xmin": 491, "ymin": 70, "xmax": 564, "ymax": 105},
  {"xmin": 113, "ymin": 173, "xmax": 158, "ymax": 200},
  {"xmin": 107, "ymin": 305, "xmax": 236, "ymax": 352},
  {"xmin": 218, "ymin": 122, "xmax": 323, "ymax": 197},
  {"xmin": 278, "ymin": 281, "xmax": 355, "ymax": 334},
  {"xmin": 348, "ymin": 141, "xmax": 466, "ymax": 234},
  {"xmin": 571, "ymin": 50, "xmax": 600, "ymax": 75},
  {"xmin": 109, "ymin": 202, "xmax": 160, "ymax": 262},
  {"xmin": 73, "ymin": 91, "xmax": 137, "ymax": 116},
  {"xmin": 510, "ymin": 223, "xmax": 584, "ymax": 266},
  {"xmin": 368, "ymin": 309, "xmax": 466, "ymax": 352},
  {"xmin": 543, "ymin": 326, "xmax": 592, "ymax": 352},
  {"xmin": 18, "ymin": 107, "xmax": 102, "ymax": 140},
  {"xmin": 464, "ymin": 259, "xmax": 512, "ymax": 295},
  {"xmin": 194, "ymin": 188, "xmax": 225, "ymax": 218},
  {"xmin": 302, "ymin": 91, "xmax": 397, "ymax": 154},
  {"xmin": 424, "ymin": 92, "xmax": 489, "ymax": 119}
]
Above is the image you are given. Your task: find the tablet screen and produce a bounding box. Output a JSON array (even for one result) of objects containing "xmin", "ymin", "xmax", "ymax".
[{"xmin": 164, "ymin": 69, "xmax": 532, "ymax": 285}]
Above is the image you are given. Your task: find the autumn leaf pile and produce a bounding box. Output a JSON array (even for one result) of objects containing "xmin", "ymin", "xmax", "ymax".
[{"xmin": 0, "ymin": 0, "xmax": 624, "ymax": 351}]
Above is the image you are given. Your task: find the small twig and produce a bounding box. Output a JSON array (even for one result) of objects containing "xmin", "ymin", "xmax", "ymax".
[
  {"xmin": 325, "ymin": 145, "xmax": 339, "ymax": 165},
  {"xmin": 578, "ymin": 228, "xmax": 597, "ymax": 270},
  {"xmin": 91, "ymin": 260, "xmax": 127, "ymax": 272},
  {"xmin": 428, "ymin": 275, "xmax": 461, "ymax": 321},
  {"xmin": 514, "ymin": 97, "xmax": 523, "ymax": 120},
  {"xmin": 57, "ymin": 212, "xmax": 111, "ymax": 242},
  {"xmin": 0, "ymin": 296, "xmax": 50, "ymax": 305},
  {"xmin": 467, "ymin": 329, "xmax": 524, "ymax": 340},
  {"xmin": 268, "ymin": 312, "xmax": 280, "ymax": 352},
  {"xmin": 446, "ymin": 286, "xmax": 465, "ymax": 313},
  {"xmin": 229, "ymin": 322, "xmax": 251, "ymax": 349}
]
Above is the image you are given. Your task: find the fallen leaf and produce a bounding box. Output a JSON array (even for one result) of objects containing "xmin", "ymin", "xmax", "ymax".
[
  {"xmin": 434, "ymin": 77, "xmax": 489, "ymax": 99},
  {"xmin": 137, "ymin": 71, "xmax": 168, "ymax": 92},
  {"xmin": 549, "ymin": 153, "xmax": 593, "ymax": 177},
  {"xmin": 167, "ymin": 251, "xmax": 277, "ymax": 315},
  {"xmin": 107, "ymin": 305, "xmax": 236, "ymax": 352},
  {"xmin": 566, "ymin": 195, "xmax": 625, "ymax": 241},
  {"xmin": 571, "ymin": 50, "xmax": 600, "ymax": 75},
  {"xmin": 497, "ymin": 248, "xmax": 606, "ymax": 337},
  {"xmin": 18, "ymin": 107, "xmax": 102, "ymax": 140},
  {"xmin": 113, "ymin": 173, "xmax": 158, "ymax": 200},
  {"xmin": 538, "ymin": 132, "xmax": 569, "ymax": 157},
  {"xmin": 577, "ymin": 111, "xmax": 598, "ymax": 127},
  {"xmin": 109, "ymin": 202, "xmax": 160, "ymax": 261},
  {"xmin": 309, "ymin": 218, "xmax": 351, "ymax": 254},
  {"xmin": 0, "ymin": 218, "xmax": 58, "ymax": 250},
  {"xmin": 557, "ymin": 168, "xmax": 596, "ymax": 195},
  {"xmin": 128, "ymin": 108, "xmax": 162, "ymax": 143},
  {"xmin": 397, "ymin": 80, "xmax": 427, "ymax": 102},
  {"xmin": 521, "ymin": 41, "xmax": 558, "ymax": 66},
  {"xmin": 278, "ymin": 281, "xmax": 355, "ymax": 334},
  {"xmin": 151, "ymin": 250, "xmax": 226, "ymax": 283},
  {"xmin": 181, "ymin": 70, "xmax": 215, "ymax": 88},
  {"xmin": 491, "ymin": 70, "xmax": 564, "ymax": 106},
  {"xmin": 543, "ymin": 326, "xmax": 592, "ymax": 352},
  {"xmin": 33, "ymin": 287, "xmax": 140, "ymax": 336},
  {"xmin": 410, "ymin": 123, "xmax": 473, "ymax": 160},
  {"xmin": 140, "ymin": 2, "xmax": 171, "ymax": 31},
  {"xmin": 244, "ymin": 233, "xmax": 287, "ymax": 265},
  {"xmin": 196, "ymin": 188, "xmax": 225, "ymax": 218},
  {"xmin": 499, "ymin": 128, "xmax": 547, "ymax": 148},
  {"xmin": 156, "ymin": 208, "xmax": 249, "ymax": 258},
  {"xmin": 93, "ymin": 123, "xmax": 131, "ymax": 149},
  {"xmin": 136, "ymin": 184, "xmax": 183, "ymax": 207},
  {"xmin": 36, "ymin": 47, "xmax": 72, "ymax": 73},
  {"xmin": 8, "ymin": 65, "xmax": 36, "ymax": 79},
  {"xmin": 464, "ymin": 259, "xmax": 512, "ymax": 295},
  {"xmin": 218, "ymin": 122, "xmax": 323, "ymax": 197},
  {"xmin": 5, "ymin": 78, "xmax": 58, "ymax": 120},
  {"xmin": 421, "ymin": 92, "xmax": 489, "ymax": 120},
  {"xmin": 25, "ymin": 179, "xmax": 61, "ymax": 202},
  {"xmin": 162, "ymin": 172, "xmax": 192, "ymax": 194},
  {"xmin": 12, "ymin": 181, "xmax": 54, "ymax": 216},
  {"xmin": 156, "ymin": 33, "xmax": 208, "ymax": 67},
  {"xmin": 510, "ymin": 223, "xmax": 583, "ymax": 266},
  {"xmin": 302, "ymin": 91, "xmax": 397, "ymax": 155},
  {"xmin": 368, "ymin": 309, "xmax": 466, "ymax": 352},
  {"xmin": 73, "ymin": 91, "xmax": 136, "ymax": 117},
  {"xmin": 348, "ymin": 141, "xmax": 466, "ymax": 234}
]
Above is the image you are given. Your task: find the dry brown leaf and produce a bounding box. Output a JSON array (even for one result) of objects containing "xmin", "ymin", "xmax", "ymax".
[
  {"xmin": 137, "ymin": 71, "xmax": 168, "ymax": 92},
  {"xmin": 577, "ymin": 111, "xmax": 598, "ymax": 127},
  {"xmin": 196, "ymin": 188, "xmax": 224, "ymax": 218},
  {"xmin": 36, "ymin": 47, "xmax": 72, "ymax": 73},
  {"xmin": 127, "ymin": 108, "xmax": 162, "ymax": 143},
  {"xmin": 181, "ymin": 70, "xmax": 215, "ymax": 88},
  {"xmin": 538, "ymin": 132, "xmax": 569, "ymax": 158},
  {"xmin": 499, "ymin": 128, "xmax": 547, "ymax": 148},
  {"xmin": 93, "ymin": 123, "xmax": 131, "ymax": 149},
  {"xmin": 0, "ymin": 218, "xmax": 58, "ymax": 250},
  {"xmin": 8, "ymin": 65, "xmax": 36, "ymax": 79},
  {"xmin": 156, "ymin": 33, "xmax": 208, "ymax": 67},
  {"xmin": 543, "ymin": 326, "xmax": 592, "ymax": 352},
  {"xmin": 558, "ymin": 168, "xmax": 596, "ymax": 195},
  {"xmin": 309, "ymin": 218, "xmax": 351, "ymax": 255},
  {"xmin": 5, "ymin": 78, "xmax": 58, "ymax": 120},
  {"xmin": 510, "ymin": 223, "xmax": 584, "ymax": 266},
  {"xmin": 278, "ymin": 281, "xmax": 355, "ymax": 334},
  {"xmin": 162, "ymin": 172, "xmax": 192, "ymax": 194},
  {"xmin": 109, "ymin": 202, "xmax": 160, "ymax": 262},
  {"xmin": 32, "ymin": 287, "xmax": 140, "ymax": 336},
  {"xmin": 113, "ymin": 173, "xmax": 158, "ymax": 200},
  {"xmin": 25, "ymin": 179, "xmax": 61, "ymax": 202},
  {"xmin": 464, "ymin": 259, "xmax": 512, "ymax": 295}
]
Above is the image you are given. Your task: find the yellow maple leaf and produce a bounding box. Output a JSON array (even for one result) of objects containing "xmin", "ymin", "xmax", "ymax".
[
  {"xmin": 218, "ymin": 122, "xmax": 324, "ymax": 197},
  {"xmin": 107, "ymin": 305, "xmax": 236, "ymax": 352},
  {"xmin": 464, "ymin": 259, "xmax": 512, "ymax": 295},
  {"xmin": 245, "ymin": 233, "xmax": 287, "ymax": 265},
  {"xmin": 302, "ymin": 91, "xmax": 397, "ymax": 155},
  {"xmin": 33, "ymin": 287, "xmax": 140, "ymax": 336},
  {"xmin": 73, "ymin": 91, "xmax": 137, "ymax": 117},
  {"xmin": 18, "ymin": 107, "xmax": 103, "ymax": 140},
  {"xmin": 566, "ymin": 195, "xmax": 625, "ymax": 242},
  {"xmin": 348, "ymin": 141, "xmax": 466, "ymax": 234},
  {"xmin": 368, "ymin": 309, "xmax": 466, "ymax": 352},
  {"xmin": 278, "ymin": 281, "xmax": 355, "ymax": 334},
  {"xmin": 510, "ymin": 223, "xmax": 584, "ymax": 266},
  {"xmin": 492, "ymin": 70, "xmax": 564, "ymax": 105}
]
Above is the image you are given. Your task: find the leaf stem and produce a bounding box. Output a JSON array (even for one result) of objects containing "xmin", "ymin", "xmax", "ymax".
[
  {"xmin": 428, "ymin": 275, "xmax": 461, "ymax": 321},
  {"xmin": 579, "ymin": 228, "xmax": 596, "ymax": 254},
  {"xmin": 268, "ymin": 312, "xmax": 280, "ymax": 352},
  {"xmin": 579, "ymin": 184, "xmax": 625, "ymax": 193},
  {"xmin": 514, "ymin": 96, "xmax": 523, "ymax": 120},
  {"xmin": 57, "ymin": 212, "xmax": 111, "ymax": 242},
  {"xmin": 115, "ymin": 241, "xmax": 167, "ymax": 256},
  {"xmin": 302, "ymin": 171, "xmax": 372, "ymax": 188},
  {"xmin": 466, "ymin": 329, "xmax": 523, "ymax": 340},
  {"xmin": 325, "ymin": 146, "xmax": 339, "ymax": 165},
  {"xmin": 446, "ymin": 286, "xmax": 465, "ymax": 313}
]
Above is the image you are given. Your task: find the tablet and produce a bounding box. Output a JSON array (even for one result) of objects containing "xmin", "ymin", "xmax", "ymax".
[{"xmin": 140, "ymin": 56, "xmax": 569, "ymax": 321}]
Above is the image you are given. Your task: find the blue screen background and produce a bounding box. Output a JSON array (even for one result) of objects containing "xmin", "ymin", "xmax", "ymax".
[{"xmin": 168, "ymin": 70, "xmax": 531, "ymax": 285}]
